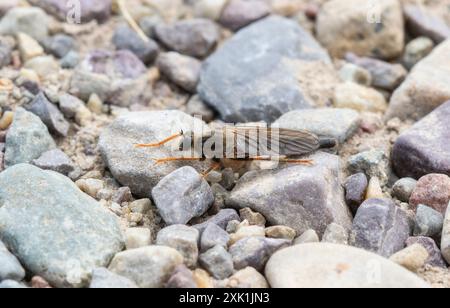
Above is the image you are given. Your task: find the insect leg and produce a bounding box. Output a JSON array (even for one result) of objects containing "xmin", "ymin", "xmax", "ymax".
[
  {"xmin": 243, "ymin": 156, "xmax": 314, "ymax": 166},
  {"xmin": 135, "ymin": 131, "xmax": 183, "ymax": 148},
  {"xmin": 152, "ymin": 157, "xmax": 204, "ymax": 166},
  {"xmin": 201, "ymin": 162, "xmax": 222, "ymax": 178}
]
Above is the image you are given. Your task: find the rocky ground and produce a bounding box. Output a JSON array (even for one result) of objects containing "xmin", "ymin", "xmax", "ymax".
[{"xmin": 0, "ymin": 0, "xmax": 450, "ymax": 289}]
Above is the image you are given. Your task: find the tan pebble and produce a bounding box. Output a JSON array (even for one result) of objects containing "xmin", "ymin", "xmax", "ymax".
[
  {"xmin": 334, "ymin": 82, "xmax": 388, "ymax": 113},
  {"xmin": 0, "ymin": 78, "xmax": 14, "ymax": 92},
  {"xmin": 193, "ymin": 269, "xmax": 214, "ymax": 288},
  {"xmin": 127, "ymin": 212, "xmax": 143, "ymax": 224},
  {"xmin": 75, "ymin": 178, "xmax": 104, "ymax": 198},
  {"xmin": 226, "ymin": 267, "xmax": 269, "ymax": 288},
  {"xmin": 19, "ymin": 68, "xmax": 40, "ymax": 83},
  {"xmin": 87, "ymin": 93, "xmax": 103, "ymax": 114},
  {"xmin": 74, "ymin": 105, "xmax": 93, "ymax": 126},
  {"xmin": 239, "ymin": 207, "xmax": 266, "ymax": 226},
  {"xmin": 129, "ymin": 199, "xmax": 152, "ymax": 214},
  {"xmin": 229, "ymin": 225, "xmax": 265, "ymax": 245},
  {"xmin": 17, "ymin": 32, "xmax": 44, "ymax": 61},
  {"xmin": 390, "ymin": 244, "xmax": 429, "ymax": 272},
  {"xmin": 0, "ymin": 111, "xmax": 14, "ymax": 130},
  {"xmin": 294, "ymin": 229, "xmax": 320, "ymax": 244},
  {"xmin": 265, "ymin": 226, "xmax": 296, "ymax": 240},
  {"xmin": 125, "ymin": 228, "xmax": 152, "ymax": 249},
  {"xmin": 365, "ymin": 176, "xmax": 384, "ymax": 200}
]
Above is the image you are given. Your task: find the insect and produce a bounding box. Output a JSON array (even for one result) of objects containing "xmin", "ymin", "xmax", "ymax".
[{"xmin": 135, "ymin": 126, "xmax": 337, "ymax": 174}]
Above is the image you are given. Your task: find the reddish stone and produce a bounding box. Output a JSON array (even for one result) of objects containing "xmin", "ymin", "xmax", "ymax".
[
  {"xmin": 31, "ymin": 276, "xmax": 52, "ymax": 288},
  {"xmin": 410, "ymin": 174, "xmax": 450, "ymax": 214}
]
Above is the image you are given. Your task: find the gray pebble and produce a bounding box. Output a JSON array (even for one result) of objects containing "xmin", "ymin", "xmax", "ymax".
[
  {"xmin": 199, "ymin": 245, "xmax": 234, "ymax": 280},
  {"xmin": 414, "ymin": 204, "xmax": 444, "ymax": 237},
  {"xmin": 201, "ymin": 223, "xmax": 230, "ymax": 252},
  {"xmin": 392, "ymin": 178, "xmax": 417, "ymax": 203},
  {"xmin": 90, "ymin": 268, "xmax": 138, "ymax": 288}
]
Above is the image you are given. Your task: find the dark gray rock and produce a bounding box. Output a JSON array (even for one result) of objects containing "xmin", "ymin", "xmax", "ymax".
[
  {"xmin": 0, "ymin": 164, "xmax": 124, "ymax": 288},
  {"xmin": 227, "ymin": 153, "xmax": 353, "ymax": 236},
  {"xmin": 198, "ymin": 15, "xmax": 337, "ymax": 123},
  {"xmin": 199, "ymin": 245, "xmax": 234, "ymax": 279},
  {"xmin": 414, "ymin": 205, "xmax": 444, "ymax": 237},
  {"xmin": 219, "ymin": 0, "xmax": 270, "ymax": 31},
  {"xmin": 229, "ymin": 237, "xmax": 290, "ymax": 272},
  {"xmin": 25, "ymin": 92, "xmax": 70, "ymax": 137},
  {"xmin": 392, "ymin": 101, "xmax": 450, "ymax": 179},
  {"xmin": 0, "ymin": 240, "xmax": 25, "ymax": 282},
  {"xmin": 350, "ymin": 198, "xmax": 410, "ymax": 257},
  {"xmin": 0, "ymin": 43, "xmax": 11, "ymax": 68},
  {"xmin": 43, "ymin": 34, "xmax": 76, "ymax": 58},
  {"xmin": 32, "ymin": 149, "xmax": 76, "ymax": 176},
  {"xmin": 152, "ymin": 167, "xmax": 214, "ymax": 225},
  {"xmin": 139, "ymin": 15, "xmax": 163, "ymax": 39},
  {"xmin": 5, "ymin": 108, "xmax": 56, "ymax": 168},
  {"xmin": 112, "ymin": 24, "xmax": 159, "ymax": 64},
  {"xmin": 89, "ymin": 268, "xmax": 138, "ymax": 288},
  {"xmin": 157, "ymin": 52, "xmax": 201, "ymax": 93},
  {"xmin": 344, "ymin": 173, "xmax": 368, "ymax": 214},
  {"xmin": 155, "ymin": 18, "xmax": 219, "ymax": 58},
  {"xmin": 345, "ymin": 53, "xmax": 407, "ymax": 91},
  {"xmin": 404, "ymin": 5, "xmax": 450, "ymax": 44},
  {"xmin": 392, "ymin": 178, "xmax": 417, "ymax": 203},
  {"xmin": 166, "ymin": 265, "xmax": 197, "ymax": 288},
  {"xmin": 31, "ymin": 0, "xmax": 112, "ymax": 23},
  {"xmin": 193, "ymin": 209, "xmax": 241, "ymax": 233},
  {"xmin": 200, "ymin": 223, "xmax": 230, "ymax": 252},
  {"xmin": 406, "ymin": 236, "xmax": 447, "ymax": 268}
]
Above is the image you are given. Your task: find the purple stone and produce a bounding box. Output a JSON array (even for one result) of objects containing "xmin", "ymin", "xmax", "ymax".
[
  {"xmin": 404, "ymin": 5, "xmax": 450, "ymax": 44},
  {"xmin": 33, "ymin": 0, "xmax": 112, "ymax": 23},
  {"xmin": 406, "ymin": 236, "xmax": 447, "ymax": 268}
]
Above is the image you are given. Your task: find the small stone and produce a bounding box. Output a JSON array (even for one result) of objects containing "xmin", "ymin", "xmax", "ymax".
[
  {"xmin": 404, "ymin": 5, "xmax": 450, "ymax": 44},
  {"xmin": 126, "ymin": 212, "xmax": 143, "ymax": 224},
  {"xmin": 344, "ymin": 173, "xmax": 368, "ymax": 214},
  {"xmin": 112, "ymin": 24, "xmax": 159, "ymax": 64},
  {"xmin": 200, "ymin": 223, "xmax": 230, "ymax": 252},
  {"xmin": 24, "ymin": 56, "xmax": 60, "ymax": 78},
  {"xmin": 185, "ymin": 95, "xmax": 215, "ymax": 122},
  {"xmin": 219, "ymin": 168, "xmax": 235, "ymax": 190},
  {"xmin": 166, "ymin": 265, "xmax": 197, "ymax": 288},
  {"xmin": 87, "ymin": 93, "xmax": 103, "ymax": 115},
  {"xmin": 205, "ymin": 170, "xmax": 222, "ymax": 184},
  {"xmin": 25, "ymin": 92, "xmax": 69, "ymax": 137},
  {"xmin": 156, "ymin": 225, "xmax": 200, "ymax": 268},
  {"xmin": 194, "ymin": 0, "xmax": 228, "ymax": 21},
  {"xmin": 414, "ymin": 205, "xmax": 444, "ymax": 238},
  {"xmin": 390, "ymin": 244, "xmax": 429, "ymax": 273},
  {"xmin": 199, "ymin": 245, "xmax": 234, "ymax": 280},
  {"xmin": 0, "ymin": 7, "xmax": 49, "ymax": 41},
  {"xmin": 265, "ymin": 226, "xmax": 296, "ymax": 241},
  {"xmin": 350, "ymin": 198, "xmax": 410, "ymax": 257},
  {"xmin": 224, "ymin": 267, "xmax": 269, "ymax": 288},
  {"xmin": 239, "ymin": 208, "xmax": 266, "ymax": 227},
  {"xmin": 348, "ymin": 150, "xmax": 389, "ymax": 185},
  {"xmin": 152, "ymin": 166, "xmax": 214, "ymax": 225},
  {"xmin": 0, "ymin": 110, "xmax": 14, "ymax": 130},
  {"xmin": 138, "ymin": 15, "xmax": 162, "ymax": 39},
  {"xmin": 322, "ymin": 223, "xmax": 349, "ymax": 245},
  {"xmin": 410, "ymin": 174, "xmax": 450, "ymax": 215},
  {"xmin": 226, "ymin": 220, "xmax": 241, "ymax": 234},
  {"xmin": 112, "ymin": 187, "xmax": 133, "ymax": 204},
  {"xmin": 392, "ymin": 178, "xmax": 417, "ymax": 203},
  {"xmin": 32, "ymin": 149, "xmax": 76, "ymax": 176},
  {"xmin": 5, "ymin": 108, "xmax": 56, "ymax": 168},
  {"xmin": 76, "ymin": 178, "xmax": 105, "ymax": 199},
  {"xmin": 60, "ymin": 50, "xmax": 80, "ymax": 69},
  {"xmin": 155, "ymin": 18, "xmax": 219, "ymax": 58},
  {"xmin": 230, "ymin": 237, "xmax": 290, "ymax": 272},
  {"xmin": 229, "ymin": 225, "xmax": 265, "ymax": 245},
  {"xmin": 365, "ymin": 177, "xmax": 383, "ymax": 200},
  {"xmin": 192, "ymin": 268, "xmax": 214, "ymax": 288},
  {"xmin": 0, "ymin": 240, "xmax": 25, "ymax": 282},
  {"xmin": 125, "ymin": 228, "xmax": 152, "ymax": 250},
  {"xmin": 17, "ymin": 32, "xmax": 44, "ymax": 62},
  {"xmin": 219, "ymin": 0, "xmax": 270, "ymax": 31},
  {"xmin": 406, "ymin": 236, "xmax": 447, "ymax": 268},
  {"xmin": 33, "ymin": 0, "xmax": 112, "ymax": 23},
  {"xmin": 0, "ymin": 43, "xmax": 11, "ymax": 68},
  {"xmin": 31, "ymin": 276, "xmax": 52, "ymax": 289},
  {"xmin": 129, "ymin": 199, "xmax": 152, "ymax": 214},
  {"xmin": 156, "ymin": 52, "xmax": 201, "ymax": 93},
  {"xmin": 43, "ymin": 34, "xmax": 75, "ymax": 59},
  {"xmin": 442, "ymin": 202, "xmax": 450, "ymax": 264},
  {"xmin": 0, "ymin": 280, "xmax": 27, "ymax": 289},
  {"xmin": 294, "ymin": 229, "xmax": 320, "ymax": 244},
  {"xmin": 89, "ymin": 268, "xmax": 138, "ymax": 289},
  {"xmin": 402, "ymin": 37, "xmax": 434, "ymax": 70},
  {"xmin": 334, "ymin": 82, "xmax": 388, "ymax": 113},
  {"xmin": 339, "ymin": 63, "xmax": 372, "ymax": 86},
  {"xmin": 108, "ymin": 246, "xmax": 183, "ymax": 288},
  {"xmin": 193, "ymin": 209, "xmax": 241, "ymax": 233}
]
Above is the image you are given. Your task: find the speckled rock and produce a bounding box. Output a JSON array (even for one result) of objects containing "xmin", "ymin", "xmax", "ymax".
[
  {"xmin": 0, "ymin": 240, "xmax": 25, "ymax": 282},
  {"xmin": 322, "ymin": 223, "xmax": 349, "ymax": 245},
  {"xmin": 199, "ymin": 245, "xmax": 234, "ymax": 280},
  {"xmin": 392, "ymin": 178, "xmax": 417, "ymax": 203},
  {"xmin": 406, "ymin": 236, "xmax": 447, "ymax": 268},
  {"xmin": 200, "ymin": 223, "xmax": 230, "ymax": 252},
  {"xmin": 344, "ymin": 173, "xmax": 368, "ymax": 214},
  {"xmin": 0, "ymin": 164, "xmax": 124, "ymax": 288},
  {"xmin": 227, "ymin": 153, "xmax": 352, "ymax": 236},
  {"xmin": 166, "ymin": 265, "xmax": 198, "ymax": 288},
  {"xmin": 350, "ymin": 198, "xmax": 410, "ymax": 257},
  {"xmin": 409, "ymin": 174, "xmax": 450, "ymax": 215},
  {"xmin": 414, "ymin": 205, "xmax": 444, "ymax": 237}
]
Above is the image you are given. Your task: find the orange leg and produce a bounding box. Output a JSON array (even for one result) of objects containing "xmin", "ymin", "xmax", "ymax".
[
  {"xmin": 201, "ymin": 162, "xmax": 222, "ymax": 178},
  {"xmin": 135, "ymin": 132, "xmax": 183, "ymax": 148},
  {"xmin": 152, "ymin": 157, "xmax": 204, "ymax": 166},
  {"xmin": 243, "ymin": 156, "xmax": 314, "ymax": 166}
]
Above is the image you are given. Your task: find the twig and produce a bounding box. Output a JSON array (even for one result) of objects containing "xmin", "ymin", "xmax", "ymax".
[{"xmin": 117, "ymin": 0, "xmax": 150, "ymax": 43}]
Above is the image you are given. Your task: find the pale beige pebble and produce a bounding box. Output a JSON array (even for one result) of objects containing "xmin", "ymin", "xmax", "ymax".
[
  {"xmin": 129, "ymin": 198, "xmax": 152, "ymax": 214},
  {"xmin": 365, "ymin": 177, "xmax": 384, "ymax": 200},
  {"xmin": 268, "ymin": 0, "xmax": 302, "ymax": 16},
  {"xmin": 225, "ymin": 267, "xmax": 269, "ymax": 288},
  {"xmin": 74, "ymin": 105, "xmax": 93, "ymax": 126},
  {"xmin": 109, "ymin": 202, "xmax": 123, "ymax": 216},
  {"xmin": 193, "ymin": 268, "xmax": 214, "ymax": 288},
  {"xmin": 294, "ymin": 229, "xmax": 320, "ymax": 244},
  {"xmin": 390, "ymin": 244, "xmax": 429, "ymax": 273},
  {"xmin": 24, "ymin": 56, "xmax": 59, "ymax": 78},
  {"xmin": 229, "ymin": 225, "xmax": 265, "ymax": 245},
  {"xmin": 19, "ymin": 68, "xmax": 40, "ymax": 83},
  {"xmin": 339, "ymin": 63, "xmax": 372, "ymax": 86},
  {"xmin": 265, "ymin": 226, "xmax": 296, "ymax": 240},
  {"xmin": 17, "ymin": 32, "xmax": 43, "ymax": 61},
  {"xmin": 147, "ymin": 67, "xmax": 160, "ymax": 84},
  {"xmin": 127, "ymin": 212, "xmax": 143, "ymax": 224},
  {"xmin": 193, "ymin": 0, "xmax": 227, "ymax": 20},
  {"xmin": 334, "ymin": 82, "xmax": 388, "ymax": 113},
  {"xmin": 76, "ymin": 178, "xmax": 105, "ymax": 198},
  {"xmin": 87, "ymin": 93, "xmax": 103, "ymax": 115},
  {"xmin": 125, "ymin": 228, "xmax": 152, "ymax": 249},
  {"xmin": 0, "ymin": 110, "xmax": 14, "ymax": 130},
  {"xmin": 239, "ymin": 207, "xmax": 266, "ymax": 227}
]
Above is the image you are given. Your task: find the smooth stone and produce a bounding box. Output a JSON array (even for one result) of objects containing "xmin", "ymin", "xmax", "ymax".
[
  {"xmin": 404, "ymin": 5, "xmax": 450, "ymax": 44},
  {"xmin": 89, "ymin": 268, "xmax": 138, "ymax": 288},
  {"xmin": 223, "ymin": 267, "xmax": 269, "ymax": 288},
  {"xmin": 350, "ymin": 198, "xmax": 410, "ymax": 257},
  {"xmin": 156, "ymin": 225, "xmax": 200, "ymax": 268},
  {"xmin": 60, "ymin": 50, "xmax": 80, "ymax": 69},
  {"xmin": 294, "ymin": 229, "xmax": 320, "ymax": 244},
  {"xmin": 229, "ymin": 225, "xmax": 265, "ymax": 245},
  {"xmin": 200, "ymin": 223, "xmax": 230, "ymax": 252},
  {"xmin": 32, "ymin": 149, "xmax": 76, "ymax": 176},
  {"xmin": 414, "ymin": 205, "xmax": 444, "ymax": 237},
  {"xmin": 386, "ymin": 40, "xmax": 450, "ymax": 121},
  {"xmin": 17, "ymin": 32, "xmax": 44, "ymax": 61},
  {"xmin": 0, "ymin": 0, "xmax": 18, "ymax": 17},
  {"xmin": 392, "ymin": 178, "xmax": 417, "ymax": 203},
  {"xmin": 440, "ymin": 201, "xmax": 450, "ymax": 264},
  {"xmin": 392, "ymin": 101, "xmax": 450, "ymax": 179},
  {"xmin": 193, "ymin": 209, "xmax": 241, "ymax": 233},
  {"xmin": 5, "ymin": 108, "xmax": 56, "ymax": 168},
  {"xmin": 194, "ymin": 0, "xmax": 228, "ymax": 21},
  {"xmin": 0, "ymin": 240, "xmax": 25, "ymax": 282},
  {"xmin": 365, "ymin": 177, "xmax": 384, "ymax": 200},
  {"xmin": 322, "ymin": 223, "xmax": 349, "ymax": 245},
  {"xmin": 43, "ymin": 34, "xmax": 76, "ymax": 59},
  {"xmin": 344, "ymin": 173, "xmax": 368, "ymax": 214},
  {"xmin": 274, "ymin": 108, "xmax": 360, "ymax": 144},
  {"xmin": 184, "ymin": 95, "xmax": 215, "ymax": 122},
  {"xmin": 265, "ymin": 243, "xmax": 430, "ymax": 288},
  {"xmin": 410, "ymin": 174, "xmax": 450, "ymax": 215},
  {"xmin": 407, "ymin": 236, "xmax": 447, "ymax": 268},
  {"xmin": 0, "ymin": 164, "xmax": 124, "ymax": 288},
  {"xmin": 219, "ymin": 0, "xmax": 270, "ymax": 31},
  {"xmin": 166, "ymin": 265, "xmax": 198, "ymax": 288},
  {"xmin": 227, "ymin": 153, "xmax": 352, "ymax": 237},
  {"xmin": 199, "ymin": 245, "xmax": 234, "ymax": 280},
  {"xmin": 229, "ymin": 237, "xmax": 291, "ymax": 272},
  {"xmin": 198, "ymin": 15, "xmax": 338, "ymax": 123},
  {"xmin": 156, "ymin": 52, "xmax": 201, "ymax": 93},
  {"xmin": 32, "ymin": 0, "xmax": 112, "ymax": 23},
  {"xmin": 390, "ymin": 244, "xmax": 429, "ymax": 272},
  {"xmin": 402, "ymin": 37, "xmax": 435, "ymax": 70},
  {"xmin": 125, "ymin": 228, "xmax": 152, "ymax": 250},
  {"xmin": 108, "ymin": 246, "xmax": 183, "ymax": 288},
  {"xmin": 98, "ymin": 110, "xmax": 211, "ymax": 197},
  {"xmin": 0, "ymin": 7, "xmax": 49, "ymax": 41},
  {"xmin": 265, "ymin": 226, "xmax": 296, "ymax": 241},
  {"xmin": 333, "ymin": 82, "xmax": 388, "ymax": 113},
  {"xmin": 152, "ymin": 167, "xmax": 214, "ymax": 225},
  {"xmin": 339, "ymin": 63, "xmax": 372, "ymax": 86}
]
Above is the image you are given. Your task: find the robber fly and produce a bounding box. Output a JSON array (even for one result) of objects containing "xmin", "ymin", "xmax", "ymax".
[{"xmin": 135, "ymin": 126, "xmax": 337, "ymax": 173}]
